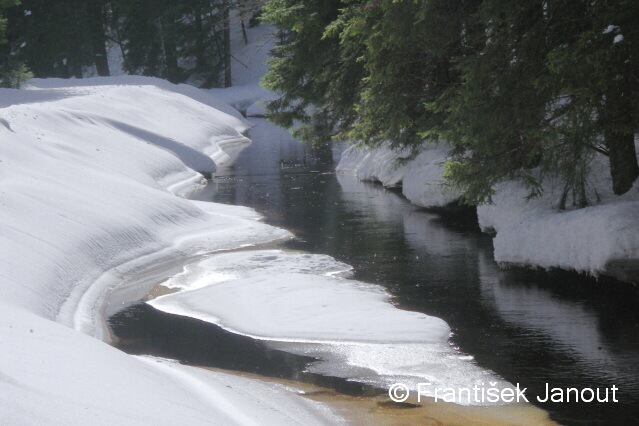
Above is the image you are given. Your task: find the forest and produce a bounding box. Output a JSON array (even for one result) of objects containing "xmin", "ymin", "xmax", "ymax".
[
  {"xmin": 262, "ymin": 0, "xmax": 639, "ymax": 206},
  {"xmin": 1, "ymin": 0, "xmax": 638, "ymax": 206},
  {"xmin": 0, "ymin": 0, "xmax": 263, "ymax": 87}
]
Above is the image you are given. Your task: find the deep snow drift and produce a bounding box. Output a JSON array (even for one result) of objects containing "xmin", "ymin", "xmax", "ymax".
[
  {"xmin": 0, "ymin": 77, "xmax": 340, "ymax": 425},
  {"xmin": 337, "ymin": 142, "xmax": 639, "ymax": 281}
]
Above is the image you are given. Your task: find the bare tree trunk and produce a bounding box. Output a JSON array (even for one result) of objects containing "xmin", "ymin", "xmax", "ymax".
[
  {"xmin": 87, "ymin": 0, "xmax": 110, "ymax": 76},
  {"xmin": 193, "ymin": 1, "xmax": 206, "ymax": 72},
  {"xmin": 605, "ymin": 131, "xmax": 639, "ymax": 195},
  {"xmin": 223, "ymin": 1, "xmax": 232, "ymax": 87},
  {"xmin": 240, "ymin": 18, "xmax": 248, "ymax": 44},
  {"xmin": 159, "ymin": 15, "xmax": 179, "ymax": 83}
]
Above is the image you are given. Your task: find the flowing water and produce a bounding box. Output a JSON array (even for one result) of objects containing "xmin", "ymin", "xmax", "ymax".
[{"xmin": 110, "ymin": 119, "xmax": 639, "ymax": 425}]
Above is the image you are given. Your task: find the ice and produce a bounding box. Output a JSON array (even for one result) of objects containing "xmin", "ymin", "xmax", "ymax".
[
  {"xmin": 151, "ymin": 271, "xmax": 450, "ymax": 344},
  {"xmin": 149, "ymin": 251, "xmax": 512, "ymax": 405},
  {"xmin": 161, "ymin": 250, "xmax": 353, "ymax": 291},
  {"xmin": 275, "ymin": 342, "xmax": 510, "ymax": 400}
]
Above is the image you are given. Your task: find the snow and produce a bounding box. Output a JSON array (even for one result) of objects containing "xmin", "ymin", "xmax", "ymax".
[
  {"xmin": 402, "ymin": 146, "xmax": 463, "ymax": 208},
  {"xmin": 338, "ymin": 137, "xmax": 639, "ymax": 280},
  {"xmin": 229, "ymin": 18, "xmax": 276, "ymax": 87},
  {"xmin": 0, "ymin": 306, "xmax": 337, "ymax": 426},
  {"xmin": 477, "ymin": 158, "xmax": 639, "ymax": 277},
  {"xmin": 0, "ymin": 76, "xmax": 339, "ymax": 425},
  {"xmin": 148, "ymin": 251, "xmax": 512, "ymax": 405},
  {"xmin": 160, "ymin": 249, "xmax": 354, "ymax": 291},
  {"xmin": 150, "ymin": 272, "xmax": 450, "ymax": 344},
  {"xmin": 603, "ymin": 25, "xmax": 619, "ymax": 34},
  {"xmin": 337, "ymin": 143, "xmax": 461, "ymax": 208},
  {"xmin": 336, "ymin": 144, "xmax": 411, "ymax": 187},
  {"xmin": 208, "ymin": 19, "xmax": 279, "ymax": 118}
]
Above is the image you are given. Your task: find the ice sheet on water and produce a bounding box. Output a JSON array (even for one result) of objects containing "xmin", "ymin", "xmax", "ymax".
[
  {"xmin": 150, "ymin": 250, "xmax": 511, "ymax": 405},
  {"xmin": 272, "ymin": 341, "xmax": 510, "ymax": 402},
  {"xmin": 161, "ymin": 249, "xmax": 353, "ymax": 291},
  {"xmin": 151, "ymin": 271, "xmax": 450, "ymax": 344}
]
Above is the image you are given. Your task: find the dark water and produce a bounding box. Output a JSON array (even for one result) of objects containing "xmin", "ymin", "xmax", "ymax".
[{"xmin": 111, "ymin": 119, "xmax": 639, "ymax": 425}]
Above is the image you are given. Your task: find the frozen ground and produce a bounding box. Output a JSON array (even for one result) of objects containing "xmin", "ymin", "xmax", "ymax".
[
  {"xmin": 337, "ymin": 142, "xmax": 639, "ymax": 281},
  {"xmin": 0, "ymin": 76, "xmax": 342, "ymax": 425}
]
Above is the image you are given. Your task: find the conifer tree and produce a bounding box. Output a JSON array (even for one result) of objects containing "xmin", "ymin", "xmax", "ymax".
[
  {"xmin": 262, "ymin": 0, "xmax": 365, "ymax": 145},
  {"xmin": 0, "ymin": 0, "xmax": 31, "ymax": 88},
  {"xmin": 264, "ymin": 0, "xmax": 639, "ymax": 203},
  {"xmin": 545, "ymin": 0, "xmax": 639, "ymax": 195},
  {"xmin": 0, "ymin": 0, "xmax": 15, "ymax": 42},
  {"xmin": 112, "ymin": 0, "xmax": 229, "ymax": 85},
  {"xmin": 443, "ymin": 0, "xmax": 639, "ymax": 202},
  {"xmin": 6, "ymin": 0, "xmax": 95, "ymax": 78},
  {"xmin": 340, "ymin": 0, "xmax": 480, "ymax": 152},
  {"xmin": 87, "ymin": 0, "xmax": 110, "ymax": 76}
]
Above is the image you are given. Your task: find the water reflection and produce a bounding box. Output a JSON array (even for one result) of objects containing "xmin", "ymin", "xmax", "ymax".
[{"xmin": 190, "ymin": 119, "xmax": 639, "ymax": 424}]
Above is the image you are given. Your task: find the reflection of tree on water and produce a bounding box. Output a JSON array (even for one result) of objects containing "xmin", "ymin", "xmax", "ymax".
[
  {"xmin": 199, "ymin": 117, "xmax": 638, "ymax": 425},
  {"xmin": 110, "ymin": 303, "xmax": 376, "ymax": 396}
]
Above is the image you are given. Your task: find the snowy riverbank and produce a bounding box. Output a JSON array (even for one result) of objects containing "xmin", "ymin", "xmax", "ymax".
[
  {"xmin": 0, "ymin": 74, "xmax": 555, "ymax": 425},
  {"xmin": 0, "ymin": 76, "xmax": 343, "ymax": 425},
  {"xmin": 337, "ymin": 143, "xmax": 639, "ymax": 282}
]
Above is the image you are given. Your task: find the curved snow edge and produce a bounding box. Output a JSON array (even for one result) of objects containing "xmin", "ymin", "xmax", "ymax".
[
  {"xmin": 0, "ymin": 77, "xmax": 338, "ymax": 426},
  {"xmin": 337, "ymin": 142, "xmax": 639, "ymax": 282},
  {"xmin": 336, "ymin": 144, "xmax": 461, "ymax": 208}
]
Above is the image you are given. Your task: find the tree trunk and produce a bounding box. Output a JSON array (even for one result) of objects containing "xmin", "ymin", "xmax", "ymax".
[
  {"xmin": 193, "ymin": 1, "xmax": 206, "ymax": 72},
  {"xmin": 87, "ymin": 0, "xmax": 110, "ymax": 76},
  {"xmin": 605, "ymin": 131, "xmax": 639, "ymax": 195},
  {"xmin": 223, "ymin": 1, "xmax": 232, "ymax": 87},
  {"xmin": 160, "ymin": 17, "xmax": 179, "ymax": 83},
  {"xmin": 240, "ymin": 18, "xmax": 248, "ymax": 45}
]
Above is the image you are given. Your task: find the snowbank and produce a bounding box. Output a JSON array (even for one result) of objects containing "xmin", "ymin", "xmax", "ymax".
[
  {"xmin": 336, "ymin": 145, "xmax": 411, "ymax": 187},
  {"xmin": 478, "ymin": 153, "xmax": 639, "ymax": 279},
  {"xmin": 336, "ymin": 143, "xmax": 461, "ymax": 208},
  {"xmin": 0, "ymin": 77, "xmax": 338, "ymax": 425},
  {"xmin": 338, "ymin": 140, "xmax": 639, "ymax": 281}
]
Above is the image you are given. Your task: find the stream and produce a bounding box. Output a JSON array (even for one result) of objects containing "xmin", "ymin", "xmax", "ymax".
[{"xmin": 110, "ymin": 119, "xmax": 639, "ymax": 425}]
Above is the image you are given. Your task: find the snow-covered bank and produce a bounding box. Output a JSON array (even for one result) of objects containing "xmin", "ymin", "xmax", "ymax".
[
  {"xmin": 336, "ymin": 143, "xmax": 461, "ymax": 208},
  {"xmin": 338, "ymin": 142, "xmax": 639, "ymax": 281},
  {"xmin": 0, "ymin": 77, "xmax": 339, "ymax": 425},
  {"xmin": 477, "ymin": 165, "xmax": 639, "ymax": 280}
]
